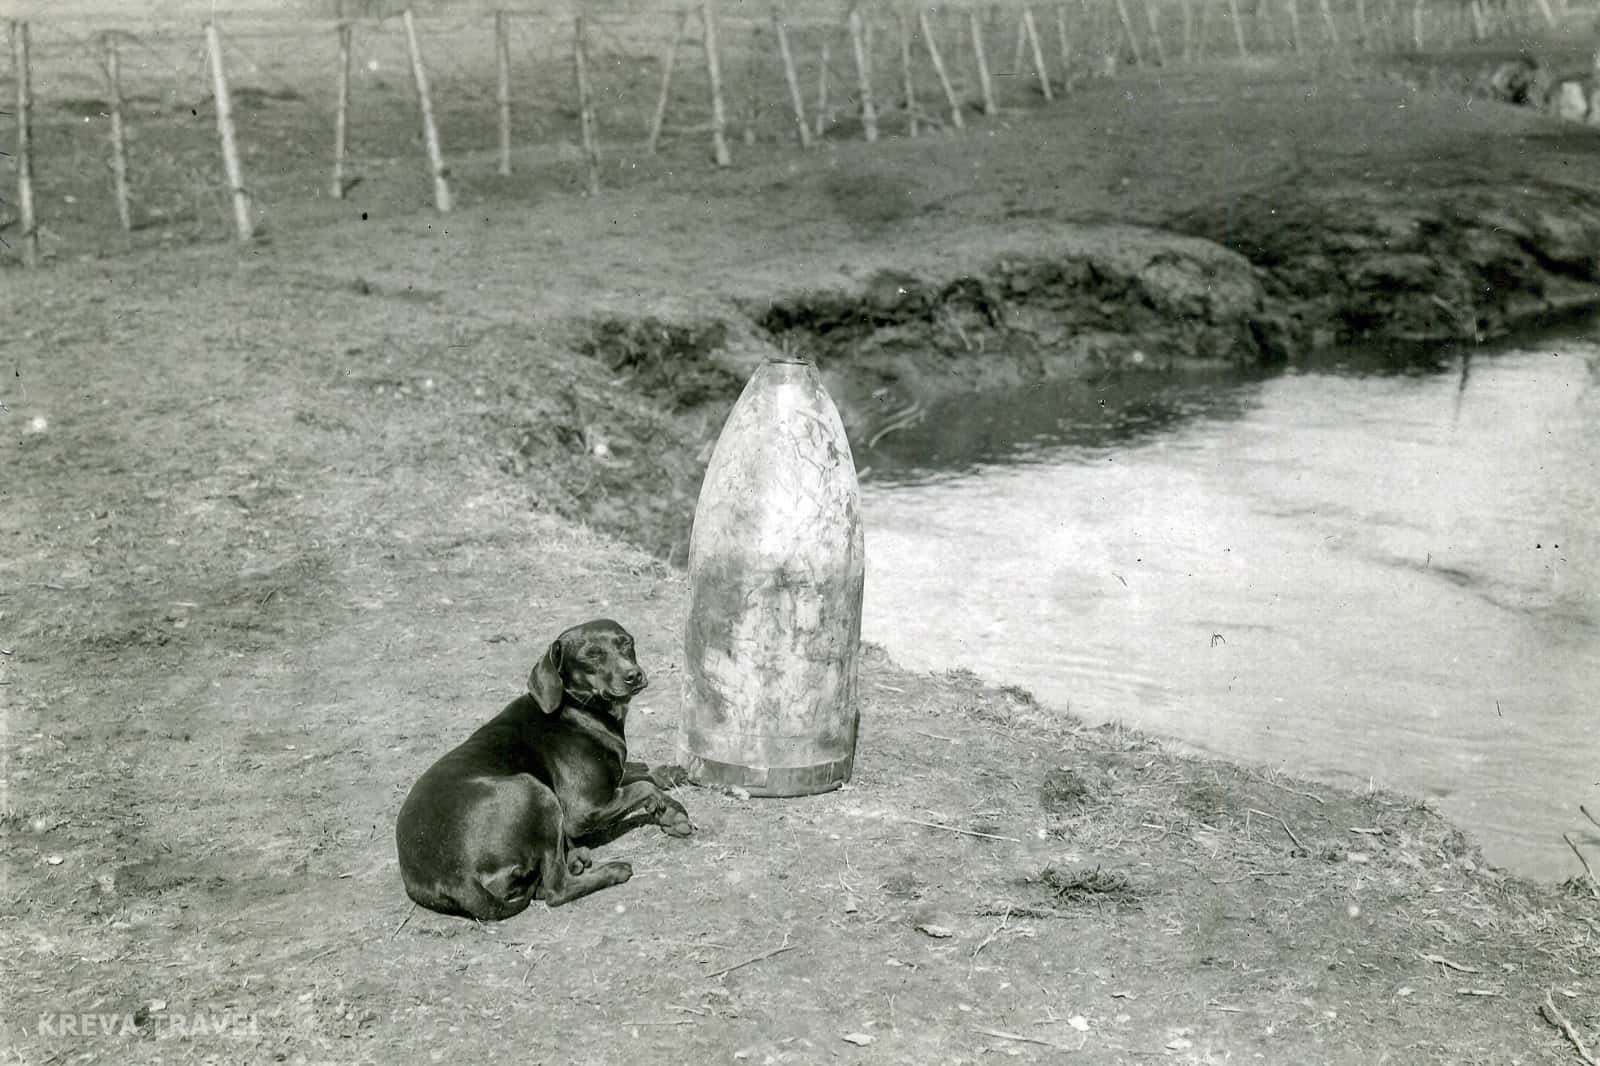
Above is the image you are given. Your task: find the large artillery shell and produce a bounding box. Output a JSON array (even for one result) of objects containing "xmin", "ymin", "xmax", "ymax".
[{"xmin": 679, "ymin": 358, "xmax": 865, "ymax": 797}]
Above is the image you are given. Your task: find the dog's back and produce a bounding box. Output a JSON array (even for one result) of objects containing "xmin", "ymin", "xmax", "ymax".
[{"xmin": 395, "ymin": 699, "xmax": 552, "ymax": 919}]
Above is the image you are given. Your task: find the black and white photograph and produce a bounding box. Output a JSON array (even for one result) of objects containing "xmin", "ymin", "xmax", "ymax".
[{"xmin": 2, "ymin": 0, "xmax": 1598, "ymax": 1061}]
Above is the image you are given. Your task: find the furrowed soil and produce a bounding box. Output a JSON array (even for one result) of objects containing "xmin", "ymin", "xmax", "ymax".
[{"xmin": 3, "ymin": 51, "xmax": 1598, "ymax": 1066}]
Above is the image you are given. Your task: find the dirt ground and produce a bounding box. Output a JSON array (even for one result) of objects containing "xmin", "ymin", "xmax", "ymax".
[{"xmin": 3, "ymin": 43, "xmax": 1599, "ymax": 1066}]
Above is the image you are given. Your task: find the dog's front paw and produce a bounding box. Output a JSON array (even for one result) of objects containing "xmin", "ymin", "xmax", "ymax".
[
  {"xmin": 657, "ymin": 797, "xmax": 694, "ymax": 837},
  {"xmin": 649, "ymin": 764, "xmax": 691, "ymax": 790},
  {"xmin": 567, "ymin": 846, "xmax": 595, "ymax": 875}
]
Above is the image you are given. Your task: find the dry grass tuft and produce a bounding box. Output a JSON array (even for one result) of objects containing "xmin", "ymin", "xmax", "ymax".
[{"xmin": 1034, "ymin": 864, "xmax": 1142, "ymax": 907}]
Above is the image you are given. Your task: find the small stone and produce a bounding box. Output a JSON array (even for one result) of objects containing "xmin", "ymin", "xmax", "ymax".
[
  {"xmin": 1553, "ymin": 81, "xmax": 1588, "ymax": 123},
  {"xmin": 841, "ymin": 1033, "xmax": 874, "ymax": 1046},
  {"xmin": 912, "ymin": 904, "xmax": 957, "ymax": 938}
]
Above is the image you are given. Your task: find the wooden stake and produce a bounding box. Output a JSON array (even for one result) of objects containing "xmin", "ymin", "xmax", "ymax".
[
  {"xmin": 1562, "ymin": 833, "xmax": 1600, "ymax": 898},
  {"xmin": 740, "ymin": 24, "xmax": 763, "ymax": 144},
  {"xmin": 401, "ymin": 9, "xmax": 452, "ymax": 214},
  {"xmin": 897, "ymin": 10, "xmax": 919, "ymax": 135},
  {"xmin": 647, "ymin": 8, "xmax": 686, "ymax": 153},
  {"xmin": 332, "ymin": 21, "xmax": 352, "ymax": 197},
  {"xmin": 815, "ymin": 41, "xmax": 830, "ymax": 138},
  {"xmin": 847, "ymin": 8, "xmax": 878, "ymax": 142},
  {"xmin": 205, "ymin": 21, "xmax": 254, "ymax": 241},
  {"xmin": 1010, "ymin": 11, "xmax": 1028, "ymax": 84},
  {"xmin": 495, "ymin": 10, "xmax": 511, "ymax": 175},
  {"xmin": 1317, "ymin": 0, "xmax": 1341, "ymax": 46},
  {"xmin": 1055, "ymin": 3, "xmax": 1072, "ymax": 81},
  {"xmin": 573, "ymin": 13, "xmax": 601, "ymax": 194},
  {"xmin": 1144, "ymin": 0, "xmax": 1168, "ymax": 64},
  {"xmin": 1227, "ymin": 0, "xmax": 1249, "ymax": 56},
  {"xmin": 772, "ymin": 10, "xmax": 811, "ymax": 147},
  {"xmin": 105, "ymin": 32, "xmax": 133, "ymax": 230},
  {"xmin": 919, "ymin": 8, "xmax": 963, "ymax": 127},
  {"xmin": 701, "ymin": 0, "xmax": 731, "ymax": 166},
  {"xmin": 1285, "ymin": 0, "xmax": 1304, "ymax": 52},
  {"xmin": 12, "ymin": 20, "xmax": 37, "ymax": 265},
  {"xmin": 1113, "ymin": 0, "xmax": 1146, "ymax": 64},
  {"xmin": 968, "ymin": 8, "xmax": 996, "ymax": 115},
  {"xmin": 1022, "ymin": 8, "xmax": 1053, "ymax": 99}
]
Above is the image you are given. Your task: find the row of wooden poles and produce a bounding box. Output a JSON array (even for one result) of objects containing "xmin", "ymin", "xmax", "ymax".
[{"xmin": 5, "ymin": 0, "xmax": 1545, "ymax": 264}]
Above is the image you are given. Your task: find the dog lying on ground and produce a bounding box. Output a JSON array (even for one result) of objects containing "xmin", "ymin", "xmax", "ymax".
[{"xmin": 396, "ymin": 619, "xmax": 693, "ymax": 919}]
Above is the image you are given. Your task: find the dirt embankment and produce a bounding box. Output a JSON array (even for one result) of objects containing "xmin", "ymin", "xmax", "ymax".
[{"xmin": 572, "ymin": 170, "xmax": 1600, "ymax": 558}]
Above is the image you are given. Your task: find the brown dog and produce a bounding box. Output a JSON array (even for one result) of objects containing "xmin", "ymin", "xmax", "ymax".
[{"xmin": 395, "ymin": 619, "xmax": 692, "ymax": 920}]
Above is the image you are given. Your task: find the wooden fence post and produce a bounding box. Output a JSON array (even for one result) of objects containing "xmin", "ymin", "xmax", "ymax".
[
  {"xmin": 815, "ymin": 42, "xmax": 830, "ymax": 138},
  {"xmin": 648, "ymin": 9, "xmax": 686, "ymax": 152},
  {"xmin": 919, "ymin": 8, "xmax": 964, "ymax": 127},
  {"xmin": 1317, "ymin": 0, "xmax": 1342, "ymax": 47},
  {"xmin": 1021, "ymin": 8, "xmax": 1054, "ymax": 98},
  {"xmin": 1055, "ymin": 4, "xmax": 1072, "ymax": 81},
  {"xmin": 741, "ymin": 25, "xmax": 764, "ymax": 145},
  {"xmin": 401, "ymin": 10, "xmax": 452, "ymax": 213},
  {"xmin": 848, "ymin": 8, "xmax": 878, "ymax": 142},
  {"xmin": 897, "ymin": 10, "xmax": 919, "ymax": 135},
  {"xmin": 332, "ymin": 21, "xmax": 352, "ymax": 197},
  {"xmin": 105, "ymin": 32, "xmax": 133, "ymax": 231},
  {"xmin": 573, "ymin": 13, "xmax": 601, "ymax": 194},
  {"xmin": 1145, "ymin": 0, "xmax": 1168, "ymax": 64},
  {"xmin": 1227, "ymin": 0, "xmax": 1249, "ymax": 56},
  {"xmin": 1284, "ymin": 0, "xmax": 1305, "ymax": 53},
  {"xmin": 205, "ymin": 21, "xmax": 254, "ymax": 241},
  {"xmin": 1467, "ymin": 0, "xmax": 1486, "ymax": 39},
  {"xmin": 12, "ymin": 20, "xmax": 37, "ymax": 265},
  {"xmin": 701, "ymin": 0, "xmax": 732, "ymax": 166},
  {"xmin": 1113, "ymin": 0, "xmax": 1146, "ymax": 64},
  {"xmin": 495, "ymin": 10, "xmax": 512, "ymax": 175},
  {"xmin": 968, "ymin": 8, "xmax": 997, "ymax": 115},
  {"xmin": 772, "ymin": 10, "xmax": 812, "ymax": 147},
  {"xmin": 1011, "ymin": 11, "xmax": 1028, "ymax": 84}
]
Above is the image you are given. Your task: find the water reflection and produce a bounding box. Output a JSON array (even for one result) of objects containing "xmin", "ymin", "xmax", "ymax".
[
  {"xmin": 862, "ymin": 366, "xmax": 1276, "ymax": 485},
  {"xmin": 858, "ymin": 324, "xmax": 1600, "ymax": 882}
]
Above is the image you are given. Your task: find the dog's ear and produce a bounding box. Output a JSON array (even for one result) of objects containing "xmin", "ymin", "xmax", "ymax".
[{"xmin": 527, "ymin": 640, "xmax": 564, "ymax": 714}]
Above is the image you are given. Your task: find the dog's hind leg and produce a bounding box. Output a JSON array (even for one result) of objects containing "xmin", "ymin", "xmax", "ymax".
[{"xmin": 504, "ymin": 787, "xmax": 631, "ymax": 908}]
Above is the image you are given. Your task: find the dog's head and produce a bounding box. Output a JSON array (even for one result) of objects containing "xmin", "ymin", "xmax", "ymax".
[{"xmin": 528, "ymin": 618, "xmax": 647, "ymax": 717}]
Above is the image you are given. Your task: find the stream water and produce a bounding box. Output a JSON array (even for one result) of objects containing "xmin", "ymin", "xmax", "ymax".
[{"xmin": 857, "ymin": 322, "xmax": 1600, "ymax": 882}]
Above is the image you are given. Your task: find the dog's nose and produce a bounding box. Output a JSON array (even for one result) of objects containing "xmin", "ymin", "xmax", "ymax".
[{"xmin": 623, "ymin": 667, "xmax": 645, "ymax": 688}]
